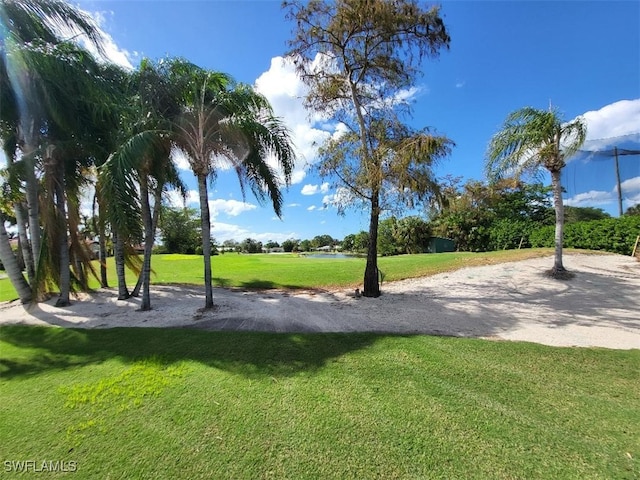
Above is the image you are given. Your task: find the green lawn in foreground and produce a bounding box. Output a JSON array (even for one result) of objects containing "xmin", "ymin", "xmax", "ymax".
[
  {"xmin": 0, "ymin": 248, "xmax": 563, "ymax": 302},
  {"xmin": 0, "ymin": 326, "xmax": 638, "ymax": 479}
]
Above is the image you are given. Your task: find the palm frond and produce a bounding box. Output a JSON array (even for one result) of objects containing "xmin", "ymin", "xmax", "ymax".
[
  {"xmin": 98, "ymin": 130, "xmax": 167, "ymax": 241},
  {"xmin": 0, "ymin": 0, "xmax": 105, "ymax": 51},
  {"xmin": 485, "ymin": 107, "xmax": 582, "ymax": 181}
]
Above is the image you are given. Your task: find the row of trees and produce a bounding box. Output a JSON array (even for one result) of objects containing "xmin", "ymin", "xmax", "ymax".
[
  {"xmin": 0, "ymin": 0, "xmax": 295, "ymax": 309},
  {"xmin": 1, "ymin": 0, "xmax": 611, "ymax": 307},
  {"xmin": 150, "ymin": 178, "xmax": 633, "ymax": 258}
]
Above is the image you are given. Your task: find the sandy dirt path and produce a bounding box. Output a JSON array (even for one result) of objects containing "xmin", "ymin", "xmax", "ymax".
[{"xmin": 1, "ymin": 254, "xmax": 638, "ymax": 350}]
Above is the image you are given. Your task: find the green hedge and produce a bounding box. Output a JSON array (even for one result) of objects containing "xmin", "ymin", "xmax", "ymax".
[{"xmin": 530, "ymin": 216, "xmax": 640, "ymax": 255}]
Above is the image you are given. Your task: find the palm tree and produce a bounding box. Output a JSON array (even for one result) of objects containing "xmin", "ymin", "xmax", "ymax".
[
  {"xmin": 0, "ymin": 0, "xmax": 107, "ymax": 303},
  {"xmin": 19, "ymin": 41, "xmax": 126, "ymax": 306},
  {"xmin": 99, "ymin": 59, "xmax": 186, "ymax": 309},
  {"xmin": 486, "ymin": 106, "xmax": 586, "ymax": 277},
  {"xmin": 170, "ymin": 61, "xmax": 295, "ymax": 309},
  {"xmin": 100, "ymin": 59, "xmax": 295, "ymax": 310}
]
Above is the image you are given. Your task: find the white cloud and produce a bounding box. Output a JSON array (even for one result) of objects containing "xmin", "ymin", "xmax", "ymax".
[
  {"xmin": 208, "ymin": 222, "xmax": 249, "ymax": 241},
  {"xmin": 254, "ymin": 56, "xmax": 344, "ymax": 184},
  {"xmin": 307, "ymin": 205, "xmax": 317, "ymax": 211},
  {"xmin": 564, "ymin": 190, "xmax": 614, "ymax": 207},
  {"xmin": 165, "ymin": 192, "xmax": 257, "ymax": 218},
  {"xmin": 565, "ymin": 176, "xmax": 640, "ymax": 209},
  {"xmin": 66, "ymin": 9, "xmax": 136, "ymax": 70},
  {"xmin": 455, "ymin": 81, "xmax": 466, "ymax": 89},
  {"xmin": 619, "ymin": 176, "xmax": 640, "ymax": 194},
  {"xmin": 322, "ymin": 187, "xmax": 353, "ymax": 210},
  {"xmin": 301, "ymin": 182, "xmax": 329, "ymax": 195},
  {"xmin": 391, "ymin": 86, "xmax": 421, "ymax": 106},
  {"xmin": 210, "ymin": 221, "xmax": 298, "ymax": 244},
  {"xmin": 301, "ymin": 184, "xmax": 320, "ymax": 195},
  {"xmin": 171, "ymin": 148, "xmax": 192, "ymax": 171},
  {"xmin": 291, "ymin": 170, "xmax": 307, "ymax": 184},
  {"xmin": 209, "ymin": 199, "xmax": 257, "ymax": 218},
  {"xmin": 579, "ymin": 99, "xmax": 640, "ymax": 144},
  {"xmin": 165, "ymin": 189, "xmax": 199, "ymax": 208},
  {"xmin": 332, "ymin": 122, "xmax": 350, "ymax": 141},
  {"xmin": 287, "ymin": 203, "xmax": 301, "ymax": 208}
]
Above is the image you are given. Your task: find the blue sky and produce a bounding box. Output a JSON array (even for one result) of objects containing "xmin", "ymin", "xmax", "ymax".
[{"xmin": 69, "ymin": 1, "xmax": 640, "ymax": 241}]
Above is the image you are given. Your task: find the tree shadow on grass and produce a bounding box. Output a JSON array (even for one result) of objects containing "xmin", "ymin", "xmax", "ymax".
[
  {"xmin": 2, "ymin": 255, "xmax": 638, "ymax": 379},
  {"xmin": 214, "ymin": 277, "xmax": 308, "ymax": 290},
  {"xmin": 0, "ymin": 325, "xmax": 382, "ymax": 380}
]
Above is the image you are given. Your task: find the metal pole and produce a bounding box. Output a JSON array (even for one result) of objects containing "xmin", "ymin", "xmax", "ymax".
[{"xmin": 614, "ymin": 147, "xmax": 623, "ymax": 216}]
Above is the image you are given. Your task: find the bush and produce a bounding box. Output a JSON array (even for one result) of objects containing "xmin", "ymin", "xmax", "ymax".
[
  {"xmin": 152, "ymin": 245, "xmax": 168, "ymax": 255},
  {"xmin": 488, "ymin": 219, "xmax": 537, "ymax": 250},
  {"xmin": 530, "ymin": 216, "xmax": 640, "ymax": 255}
]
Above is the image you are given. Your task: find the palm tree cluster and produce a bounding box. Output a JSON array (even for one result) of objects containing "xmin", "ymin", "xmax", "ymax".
[{"xmin": 0, "ymin": 0, "xmax": 295, "ymax": 309}]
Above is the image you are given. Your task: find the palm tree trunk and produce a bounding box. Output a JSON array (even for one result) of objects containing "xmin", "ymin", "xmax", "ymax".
[
  {"xmin": 114, "ymin": 231, "xmax": 130, "ymax": 300},
  {"xmin": 136, "ymin": 183, "xmax": 163, "ymax": 295},
  {"xmin": 363, "ymin": 189, "xmax": 381, "ymax": 297},
  {"xmin": 0, "ymin": 215, "xmax": 32, "ymax": 303},
  {"xmin": 14, "ymin": 202, "xmax": 35, "ymax": 287},
  {"xmin": 54, "ymin": 163, "xmax": 71, "ymax": 307},
  {"xmin": 134, "ymin": 175, "xmax": 154, "ymax": 310},
  {"xmin": 73, "ymin": 250, "xmax": 86, "ymax": 290},
  {"xmin": 96, "ymin": 202, "xmax": 109, "ymax": 288},
  {"xmin": 198, "ymin": 174, "xmax": 214, "ymax": 309},
  {"xmin": 98, "ymin": 235, "xmax": 109, "ymax": 287},
  {"xmin": 24, "ymin": 155, "xmax": 41, "ymax": 274},
  {"xmin": 550, "ymin": 168, "xmax": 566, "ymax": 274}
]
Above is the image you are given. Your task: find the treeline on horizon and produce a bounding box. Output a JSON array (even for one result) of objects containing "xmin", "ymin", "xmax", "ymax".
[{"xmin": 151, "ymin": 179, "xmax": 640, "ymax": 257}]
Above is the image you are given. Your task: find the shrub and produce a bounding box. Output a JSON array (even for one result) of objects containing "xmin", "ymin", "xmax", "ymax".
[{"xmin": 530, "ymin": 216, "xmax": 640, "ymax": 255}]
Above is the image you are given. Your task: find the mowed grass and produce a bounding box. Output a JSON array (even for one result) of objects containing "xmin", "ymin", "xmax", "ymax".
[
  {"xmin": 0, "ymin": 326, "xmax": 638, "ymax": 479},
  {"xmin": 0, "ymin": 248, "xmax": 564, "ymax": 302}
]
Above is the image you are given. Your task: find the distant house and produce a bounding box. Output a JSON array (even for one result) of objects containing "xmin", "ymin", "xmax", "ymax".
[
  {"xmin": 88, "ymin": 241, "xmax": 100, "ymax": 259},
  {"xmin": 265, "ymin": 247, "xmax": 284, "ymax": 253}
]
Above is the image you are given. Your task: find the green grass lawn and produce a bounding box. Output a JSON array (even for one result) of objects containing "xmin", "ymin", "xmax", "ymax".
[
  {"xmin": 0, "ymin": 248, "xmax": 564, "ymax": 302},
  {"xmin": 0, "ymin": 326, "xmax": 638, "ymax": 479}
]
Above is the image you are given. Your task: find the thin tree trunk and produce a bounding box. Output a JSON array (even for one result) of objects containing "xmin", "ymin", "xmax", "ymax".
[
  {"xmin": 132, "ymin": 267, "xmax": 143, "ymax": 297},
  {"xmin": 134, "ymin": 175, "xmax": 154, "ymax": 310},
  {"xmin": 54, "ymin": 162, "xmax": 71, "ymax": 307},
  {"xmin": 24, "ymin": 155, "xmax": 41, "ymax": 274},
  {"xmin": 74, "ymin": 251, "xmax": 86, "ymax": 290},
  {"xmin": 16, "ymin": 237, "xmax": 26, "ymax": 270},
  {"xmin": 363, "ymin": 189, "xmax": 381, "ymax": 297},
  {"xmin": 133, "ymin": 184, "xmax": 162, "ymax": 298},
  {"xmin": 347, "ymin": 74, "xmax": 380, "ymax": 297},
  {"xmin": 0, "ymin": 216, "xmax": 32, "ymax": 303},
  {"xmin": 18, "ymin": 123, "xmax": 42, "ymax": 274},
  {"xmin": 550, "ymin": 168, "xmax": 566, "ymax": 274},
  {"xmin": 98, "ymin": 235, "xmax": 109, "ymax": 287},
  {"xmin": 114, "ymin": 231, "xmax": 130, "ymax": 300},
  {"xmin": 198, "ymin": 174, "xmax": 214, "ymax": 309},
  {"xmin": 14, "ymin": 202, "xmax": 35, "ymax": 287},
  {"xmin": 96, "ymin": 202, "xmax": 109, "ymax": 288}
]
